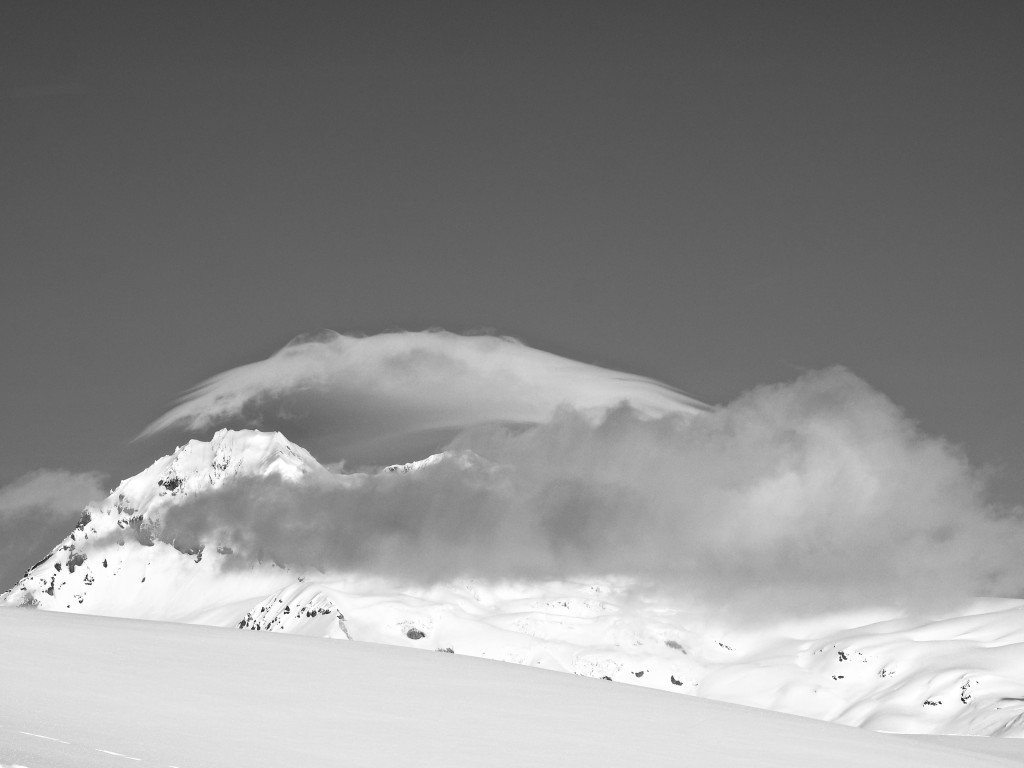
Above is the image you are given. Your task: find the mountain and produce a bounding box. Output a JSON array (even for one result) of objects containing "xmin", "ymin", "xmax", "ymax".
[
  {"xmin": 3, "ymin": 429, "xmax": 323, "ymax": 621},
  {"xmin": 5, "ymin": 429, "xmax": 1024, "ymax": 737}
]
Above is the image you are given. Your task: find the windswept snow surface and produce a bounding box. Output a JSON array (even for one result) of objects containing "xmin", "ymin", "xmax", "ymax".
[
  {"xmin": 1, "ymin": 609, "xmax": 1021, "ymax": 768},
  {"xmin": 6, "ymin": 429, "xmax": 1024, "ymax": 738}
]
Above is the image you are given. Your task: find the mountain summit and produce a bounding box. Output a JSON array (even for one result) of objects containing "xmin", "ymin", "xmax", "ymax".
[{"xmin": 3, "ymin": 429, "xmax": 323, "ymax": 619}]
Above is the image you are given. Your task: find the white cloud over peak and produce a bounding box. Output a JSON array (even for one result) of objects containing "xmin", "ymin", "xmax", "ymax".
[
  {"xmin": 141, "ymin": 330, "xmax": 706, "ymax": 463},
  {"xmin": 155, "ymin": 367, "xmax": 1024, "ymax": 619},
  {"xmin": 0, "ymin": 469, "xmax": 106, "ymax": 589}
]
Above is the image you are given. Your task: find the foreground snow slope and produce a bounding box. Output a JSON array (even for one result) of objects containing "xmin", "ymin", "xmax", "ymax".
[{"xmin": 1, "ymin": 609, "xmax": 1020, "ymax": 768}]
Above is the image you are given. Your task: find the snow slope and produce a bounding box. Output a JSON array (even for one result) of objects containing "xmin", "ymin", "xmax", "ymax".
[
  {"xmin": 1, "ymin": 608, "xmax": 1021, "ymax": 768},
  {"xmin": 5, "ymin": 429, "xmax": 1024, "ymax": 737}
]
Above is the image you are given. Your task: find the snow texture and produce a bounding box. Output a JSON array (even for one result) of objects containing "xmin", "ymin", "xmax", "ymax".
[{"xmin": 1, "ymin": 609, "xmax": 1021, "ymax": 768}]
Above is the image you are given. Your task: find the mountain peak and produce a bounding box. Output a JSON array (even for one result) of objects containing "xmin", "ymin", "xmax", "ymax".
[
  {"xmin": 2, "ymin": 428, "xmax": 326, "ymax": 615},
  {"xmin": 191, "ymin": 427, "xmax": 321, "ymax": 481},
  {"xmin": 115, "ymin": 429, "xmax": 324, "ymax": 508}
]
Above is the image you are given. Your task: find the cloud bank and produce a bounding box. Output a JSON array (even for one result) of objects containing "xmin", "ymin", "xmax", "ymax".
[
  {"xmin": 141, "ymin": 330, "xmax": 706, "ymax": 465},
  {"xmin": 153, "ymin": 368, "xmax": 1024, "ymax": 618},
  {"xmin": 0, "ymin": 470, "xmax": 106, "ymax": 589}
]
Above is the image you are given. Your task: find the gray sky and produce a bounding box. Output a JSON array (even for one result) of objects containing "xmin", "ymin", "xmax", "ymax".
[{"xmin": 1, "ymin": 2, "xmax": 1022, "ymax": 505}]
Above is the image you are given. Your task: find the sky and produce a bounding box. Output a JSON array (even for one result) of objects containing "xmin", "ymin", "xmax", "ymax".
[{"xmin": 1, "ymin": 2, "xmax": 1023, "ymax": 561}]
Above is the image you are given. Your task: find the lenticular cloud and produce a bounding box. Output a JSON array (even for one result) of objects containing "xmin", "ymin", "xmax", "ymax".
[
  {"xmin": 141, "ymin": 330, "xmax": 706, "ymax": 463},
  {"xmin": 137, "ymin": 329, "xmax": 1024, "ymax": 615}
]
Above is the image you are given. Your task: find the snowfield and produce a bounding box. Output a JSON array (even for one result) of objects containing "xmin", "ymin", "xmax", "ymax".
[{"xmin": 1, "ymin": 608, "xmax": 1022, "ymax": 768}]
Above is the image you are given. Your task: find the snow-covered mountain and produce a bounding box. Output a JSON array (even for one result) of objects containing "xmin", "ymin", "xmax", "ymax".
[
  {"xmin": 3, "ymin": 429, "xmax": 323, "ymax": 621},
  {"xmin": 5, "ymin": 429, "xmax": 1024, "ymax": 737},
  {"xmin": 9, "ymin": 609, "xmax": 1020, "ymax": 768}
]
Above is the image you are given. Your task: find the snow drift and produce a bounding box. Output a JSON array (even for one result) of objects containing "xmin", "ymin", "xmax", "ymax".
[{"xmin": 5, "ymin": 609, "xmax": 1020, "ymax": 768}]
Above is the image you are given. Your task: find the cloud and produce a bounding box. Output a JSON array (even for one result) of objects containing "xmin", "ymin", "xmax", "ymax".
[
  {"xmin": 0, "ymin": 470, "xmax": 107, "ymax": 590},
  {"xmin": 151, "ymin": 368, "xmax": 1024, "ymax": 619},
  {"xmin": 141, "ymin": 330, "xmax": 706, "ymax": 465}
]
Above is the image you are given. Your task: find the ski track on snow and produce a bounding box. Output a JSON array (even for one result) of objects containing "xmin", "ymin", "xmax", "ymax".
[{"xmin": 2, "ymin": 724, "xmax": 182, "ymax": 767}]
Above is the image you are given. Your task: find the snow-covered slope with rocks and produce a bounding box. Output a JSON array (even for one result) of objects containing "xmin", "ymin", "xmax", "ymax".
[
  {"xmin": 7, "ymin": 609, "xmax": 1022, "ymax": 768},
  {"xmin": 5, "ymin": 429, "xmax": 1024, "ymax": 738},
  {"xmin": 3, "ymin": 429, "xmax": 318, "ymax": 621}
]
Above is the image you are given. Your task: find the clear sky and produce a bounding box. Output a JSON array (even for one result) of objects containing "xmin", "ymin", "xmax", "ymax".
[{"xmin": 1, "ymin": 2, "xmax": 1022, "ymax": 504}]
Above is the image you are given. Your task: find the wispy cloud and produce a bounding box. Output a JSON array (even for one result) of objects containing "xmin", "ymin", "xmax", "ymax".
[
  {"xmin": 0, "ymin": 470, "xmax": 107, "ymax": 589},
  {"xmin": 152, "ymin": 367, "xmax": 1024, "ymax": 620},
  {"xmin": 141, "ymin": 330, "xmax": 706, "ymax": 465}
]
